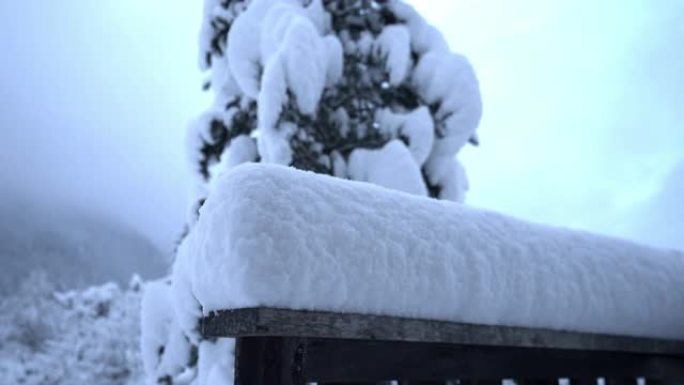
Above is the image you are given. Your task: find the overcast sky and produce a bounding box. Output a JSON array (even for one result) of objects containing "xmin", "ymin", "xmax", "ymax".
[{"xmin": 1, "ymin": 0, "xmax": 682, "ymax": 254}]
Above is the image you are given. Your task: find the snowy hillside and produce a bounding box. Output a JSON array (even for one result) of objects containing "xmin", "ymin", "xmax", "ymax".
[{"xmin": 0, "ymin": 194, "xmax": 168, "ymax": 295}]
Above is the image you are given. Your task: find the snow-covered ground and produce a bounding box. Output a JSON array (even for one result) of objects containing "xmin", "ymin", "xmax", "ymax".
[{"xmin": 0, "ymin": 273, "xmax": 146, "ymax": 385}]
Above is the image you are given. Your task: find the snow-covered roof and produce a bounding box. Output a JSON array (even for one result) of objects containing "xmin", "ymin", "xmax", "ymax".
[{"xmin": 174, "ymin": 164, "xmax": 684, "ymax": 341}]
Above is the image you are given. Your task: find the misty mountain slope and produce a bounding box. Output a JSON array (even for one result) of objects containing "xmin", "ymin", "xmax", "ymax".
[{"xmin": 0, "ymin": 195, "xmax": 168, "ymax": 294}]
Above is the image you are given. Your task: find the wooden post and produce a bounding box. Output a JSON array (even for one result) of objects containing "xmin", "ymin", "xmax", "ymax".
[{"xmin": 234, "ymin": 337, "xmax": 305, "ymax": 385}]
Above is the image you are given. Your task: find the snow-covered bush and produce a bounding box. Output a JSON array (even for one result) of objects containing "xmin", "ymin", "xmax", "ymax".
[
  {"xmin": 1, "ymin": 271, "xmax": 57, "ymax": 353},
  {"xmin": 0, "ymin": 274, "xmax": 145, "ymax": 385},
  {"xmin": 140, "ymin": 279, "xmax": 197, "ymax": 384}
]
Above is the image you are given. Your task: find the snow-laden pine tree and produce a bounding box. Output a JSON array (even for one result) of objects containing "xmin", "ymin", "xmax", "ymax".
[
  {"xmin": 143, "ymin": 1, "xmax": 482, "ymax": 384},
  {"xmin": 188, "ymin": 0, "xmax": 481, "ymax": 224}
]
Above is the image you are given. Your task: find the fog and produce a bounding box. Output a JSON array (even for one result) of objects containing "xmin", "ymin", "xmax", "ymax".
[
  {"xmin": 1, "ymin": 0, "xmax": 682, "ymax": 254},
  {"xmin": 412, "ymin": 0, "xmax": 684, "ymax": 248},
  {"xmin": 0, "ymin": 1, "xmax": 207, "ymax": 254}
]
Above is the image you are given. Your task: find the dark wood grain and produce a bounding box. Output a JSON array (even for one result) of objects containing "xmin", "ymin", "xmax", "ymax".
[
  {"xmin": 568, "ymin": 378, "xmax": 597, "ymax": 385},
  {"xmin": 234, "ymin": 337, "xmax": 305, "ymax": 385},
  {"xmin": 295, "ymin": 337, "xmax": 684, "ymax": 382},
  {"xmin": 201, "ymin": 307, "xmax": 684, "ymax": 356}
]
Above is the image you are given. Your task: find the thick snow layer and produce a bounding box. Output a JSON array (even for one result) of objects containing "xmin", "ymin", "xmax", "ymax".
[
  {"xmin": 374, "ymin": 25, "xmax": 412, "ymax": 86},
  {"xmin": 262, "ymin": 4, "xmax": 329, "ymax": 101},
  {"xmin": 141, "ymin": 279, "xmax": 193, "ymax": 383},
  {"xmin": 196, "ymin": 339, "xmax": 234, "ymax": 385},
  {"xmin": 437, "ymin": 157, "xmax": 469, "ymax": 203},
  {"xmin": 210, "ymin": 52, "xmax": 243, "ymax": 99},
  {"xmin": 174, "ymin": 164, "xmax": 684, "ymax": 340},
  {"xmin": 376, "ymin": 106, "xmax": 434, "ymax": 166},
  {"xmin": 251, "ymin": 0, "xmax": 343, "ymax": 167},
  {"xmin": 390, "ymin": 1, "xmax": 449, "ymax": 55},
  {"xmin": 348, "ymin": 139, "xmax": 428, "ymax": 196},
  {"xmin": 219, "ymin": 135, "xmax": 257, "ymax": 172},
  {"xmin": 413, "ymin": 51, "xmax": 482, "ymax": 154},
  {"xmin": 141, "ymin": 279, "xmax": 173, "ymax": 380},
  {"xmin": 228, "ymin": 0, "xmax": 331, "ymax": 102}
]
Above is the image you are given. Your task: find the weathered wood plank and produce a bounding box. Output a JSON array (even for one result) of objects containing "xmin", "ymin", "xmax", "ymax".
[
  {"xmin": 201, "ymin": 307, "xmax": 684, "ymax": 356},
  {"xmin": 295, "ymin": 338, "xmax": 684, "ymax": 383}
]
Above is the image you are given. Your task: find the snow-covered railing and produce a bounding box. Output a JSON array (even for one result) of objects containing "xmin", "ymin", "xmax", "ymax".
[
  {"xmin": 172, "ymin": 164, "xmax": 684, "ymax": 384},
  {"xmin": 201, "ymin": 307, "xmax": 684, "ymax": 384}
]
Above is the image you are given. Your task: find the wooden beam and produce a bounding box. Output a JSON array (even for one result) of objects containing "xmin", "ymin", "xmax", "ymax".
[
  {"xmin": 293, "ymin": 337, "xmax": 684, "ymax": 383},
  {"xmin": 201, "ymin": 307, "xmax": 684, "ymax": 356}
]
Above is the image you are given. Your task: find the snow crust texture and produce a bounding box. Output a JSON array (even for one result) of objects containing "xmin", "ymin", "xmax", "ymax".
[{"xmin": 176, "ymin": 164, "xmax": 684, "ymax": 341}]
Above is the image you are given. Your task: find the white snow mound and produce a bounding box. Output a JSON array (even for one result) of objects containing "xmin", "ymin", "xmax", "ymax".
[{"xmin": 175, "ymin": 164, "xmax": 684, "ymax": 340}]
